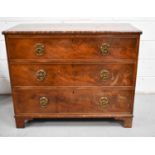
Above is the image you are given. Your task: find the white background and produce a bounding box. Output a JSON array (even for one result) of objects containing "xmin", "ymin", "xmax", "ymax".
[
  {"xmin": 0, "ymin": 17, "xmax": 155, "ymax": 94},
  {"xmin": 0, "ymin": 0, "xmax": 155, "ymax": 154}
]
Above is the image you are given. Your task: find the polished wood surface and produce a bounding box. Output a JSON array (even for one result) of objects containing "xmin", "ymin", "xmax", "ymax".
[
  {"xmin": 13, "ymin": 87, "xmax": 133, "ymax": 114},
  {"xmin": 10, "ymin": 63, "xmax": 135, "ymax": 86},
  {"xmin": 3, "ymin": 23, "xmax": 142, "ymax": 128},
  {"xmin": 7, "ymin": 36, "xmax": 138, "ymax": 60}
]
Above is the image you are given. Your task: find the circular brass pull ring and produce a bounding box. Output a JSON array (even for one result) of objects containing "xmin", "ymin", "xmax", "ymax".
[
  {"xmin": 100, "ymin": 69, "xmax": 110, "ymax": 81},
  {"xmin": 100, "ymin": 43, "xmax": 110, "ymax": 55},
  {"xmin": 98, "ymin": 97, "xmax": 109, "ymax": 108},
  {"xmin": 35, "ymin": 43, "xmax": 45, "ymax": 56},
  {"xmin": 36, "ymin": 69, "xmax": 46, "ymax": 81},
  {"xmin": 40, "ymin": 97, "xmax": 48, "ymax": 107}
]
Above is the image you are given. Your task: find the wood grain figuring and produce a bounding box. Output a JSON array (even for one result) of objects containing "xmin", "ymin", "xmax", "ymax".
[
  {"xmin": 13, "ymin": 87, "xmax": 133, "ymax": 114},
  {"xmin": 3, "ymin": 23, "xmax": 142, "ymax": 128},
  {"xmin": 10, "ymin": 63, "xmax": 135, "ymax": 86},
  {"xmin": 7, "ymin": 36, "xmax": 138, "ymax": 60}
]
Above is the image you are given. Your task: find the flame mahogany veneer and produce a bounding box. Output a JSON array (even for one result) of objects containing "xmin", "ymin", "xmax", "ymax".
[{"xmin": 3, "ymin": 24, "xmax": 142, "ymax": 128}]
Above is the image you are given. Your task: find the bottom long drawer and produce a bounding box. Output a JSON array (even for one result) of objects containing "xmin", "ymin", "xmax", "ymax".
[{"xmin": 13, "ymin": 87, "xmax": 134, "ymax": 114}]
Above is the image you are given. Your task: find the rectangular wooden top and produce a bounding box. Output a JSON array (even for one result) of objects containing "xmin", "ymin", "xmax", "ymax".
[{"xmin": 2, "ymin": 23, "xmax": 142, "ymax": 35}]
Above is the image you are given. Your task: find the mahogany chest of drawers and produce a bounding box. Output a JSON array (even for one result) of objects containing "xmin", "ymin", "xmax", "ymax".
[{"xmin": 3, "ymin": 24, "xmax": 142, "ymax": 128}]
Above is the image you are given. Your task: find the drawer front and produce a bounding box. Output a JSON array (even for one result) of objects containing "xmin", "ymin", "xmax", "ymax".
[
  {"xmin": 13, "ymin": 87, "xmax": 133, "ymax": 114},
  {"xmin": 7, "ymin": 37, "xmax": 137, "ymax": 60},
  {"xmin": 10, "ymin": 63, "xmax": 135, "ymax": 86}
]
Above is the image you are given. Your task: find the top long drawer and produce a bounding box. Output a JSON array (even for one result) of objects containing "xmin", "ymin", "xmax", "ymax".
[{"xmin": 6, "ymin": 35, "xmax": 138, "ymax": 60}]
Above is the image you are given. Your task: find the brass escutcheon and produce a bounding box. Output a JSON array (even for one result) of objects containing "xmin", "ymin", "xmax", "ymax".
[
  {"xmin": 35, "ymin": 43, "xmax": 45, "ymax": 56},
  {"xmin": 36, "ymin": 69, "xmax": 46, "ymax": 81},
  {"xmin": 98, "ymin": 96, "xmax": 109, "ymax": 108},
  {"xmin": 100, "ymin": 69, "xmax": 110, "ymax": 81},
  {"xmin": 100, "ymin": 43, "xmax": 110, "ymax": 55},
  {"xmin": 40, "ymin": 97, "xmax": 48, "ymax": 107}
]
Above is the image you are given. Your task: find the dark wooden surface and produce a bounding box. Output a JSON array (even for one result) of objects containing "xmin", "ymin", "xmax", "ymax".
[{"xmin": 3, "ymin": 23, "xmax": 142, "ymax": 128}]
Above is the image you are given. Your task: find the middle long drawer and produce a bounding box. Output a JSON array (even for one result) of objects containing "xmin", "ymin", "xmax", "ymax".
[{"xmin": 10, "ymin": 63, "xmax": 135, "ymax": 86}]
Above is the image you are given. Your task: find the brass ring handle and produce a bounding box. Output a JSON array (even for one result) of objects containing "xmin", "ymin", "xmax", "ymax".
[
  {"xmin": 100, "ymin": 43, "xmax": 110, "ymax": 55},
  {"xmin": 98, "ymin": 96, "xmax": 109, "ymax": 108},
  {"xmin": 100, "ymin": 69, "xmax": 110, "ymax": 81},
  {"xmin": 35, "ymin": 43, "xmax": 45, "ymax": 56},
  {"xmin": 40, "ymin": 97, "xmax": 48, "ymax": 107},
  {"xmin": 36, "ymin": 69, "xmax": 46, "ymax": 81}
]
